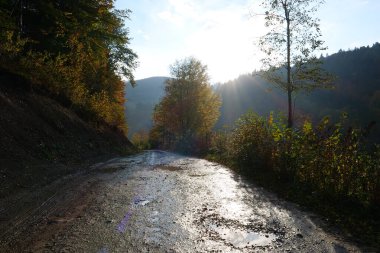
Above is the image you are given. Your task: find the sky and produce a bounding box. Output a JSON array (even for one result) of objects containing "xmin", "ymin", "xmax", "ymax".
[{"xmin": 115, "ymin": 0, "xmax": 380, "ymax": 83}]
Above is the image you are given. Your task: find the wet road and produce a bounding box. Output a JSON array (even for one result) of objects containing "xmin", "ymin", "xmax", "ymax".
[{"xmin": 1, "ymin": 151, "xmax": 361, "ymax": 252}]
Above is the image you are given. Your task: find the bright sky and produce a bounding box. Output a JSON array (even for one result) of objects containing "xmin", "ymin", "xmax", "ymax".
[{"xmin": 115, "ymin": 0, "xmax": 380, "ymax": 83}]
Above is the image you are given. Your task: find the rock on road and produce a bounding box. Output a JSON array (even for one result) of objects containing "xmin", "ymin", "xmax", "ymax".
[{"xmin": 1, "ymin": 151, "xmax": 361, "ymax": 252}]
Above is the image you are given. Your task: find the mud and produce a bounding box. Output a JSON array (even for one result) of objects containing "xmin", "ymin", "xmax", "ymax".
[{"xmin": 0, "ymin": 151, "xmax": 363, "ymax": 252}]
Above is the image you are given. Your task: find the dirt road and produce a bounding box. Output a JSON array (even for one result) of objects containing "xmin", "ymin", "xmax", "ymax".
[{"xmin": 0, "ymin": 151, "xmax": 362, "ymax": 252}]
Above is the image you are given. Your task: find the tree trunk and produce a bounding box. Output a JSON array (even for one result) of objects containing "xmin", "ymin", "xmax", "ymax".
[
  {"xmin": 287, "ymin": 87, "xmax": 292, "ymax": 128},
  {"xmin": 285, "ymin": 3, "xmax": 293, "ymax": 128}
]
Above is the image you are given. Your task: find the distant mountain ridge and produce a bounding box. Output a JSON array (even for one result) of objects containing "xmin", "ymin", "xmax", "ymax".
[
  {"xmin": 215, "ymin": 43, "xmax": 380, "ymax": 140},
  {"xmin": 125, "ymin": 76, "xmax": 168, "ymax": 137},
  {"xmin": 125, "ymin": 43, "xmax": 380, "ymax": 141}
]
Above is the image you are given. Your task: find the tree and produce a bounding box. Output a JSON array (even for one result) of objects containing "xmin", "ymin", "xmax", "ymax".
[
  {"xmin": 151, "ymin": 57, "xmax": 221, "ymax": 153},
  {"xmin": 258, "ymin": 0, "xmax": 333, "ymax": 128},
  {"xmin": 0, "ymin": 0, "xmax": 138, "ymax": 133}
]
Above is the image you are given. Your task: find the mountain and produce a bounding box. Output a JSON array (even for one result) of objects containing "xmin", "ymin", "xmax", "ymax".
[
  {"xmin": 125, "ymin": 77, "xmax": 168, "ymax": 137},
  {"xmin": 215, "ymin": 43, "xmax": 380, "ymax": 141},
  {"xmin": 215, "ymin": 75, "xmax": 285, "ymax": 128},
  {"xmin": 125, "ymin": 43, "xmax": 380, "ymax": 141}
]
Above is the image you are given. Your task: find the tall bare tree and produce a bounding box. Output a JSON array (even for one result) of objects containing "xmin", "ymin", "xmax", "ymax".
[{"xmin": 258, "ymin": 0, "xmax": 333, "ymax": 127}]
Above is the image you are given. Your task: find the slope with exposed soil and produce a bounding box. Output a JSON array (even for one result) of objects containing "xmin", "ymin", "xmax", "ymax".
[{"xmin": 0, "ymin": 71, "xmax": 135, "ymax": 199}]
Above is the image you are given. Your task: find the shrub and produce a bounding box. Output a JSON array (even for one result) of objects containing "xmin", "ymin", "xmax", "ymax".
[{"xmin": 211, "ymin": 111, "xmax": 380, "ymax": 207}]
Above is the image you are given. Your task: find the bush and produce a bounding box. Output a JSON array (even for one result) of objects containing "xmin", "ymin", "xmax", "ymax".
[
  {"xmin": 229, "ymin": 112, "xmax": 275, "ymax": 173},
  {"xmin": 131, "ymin": 131, "xmax": 151, "ymax": 150},
  {"xmin": 211, "ymin": 112, "xmax": 380, "ymax": 207}
]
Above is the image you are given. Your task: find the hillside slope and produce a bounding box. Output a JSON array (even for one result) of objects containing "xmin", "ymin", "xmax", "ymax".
[
  {"xmin": 0, "ymin": 72, "xmax": 135, "ymax": 198},
  {"xmin": 215, "ymin": 43, "xmax": 380, "ymax": 140},
  {"xmin": 125, "ymin": 76, "xmax": 168, "ymax": 137}
]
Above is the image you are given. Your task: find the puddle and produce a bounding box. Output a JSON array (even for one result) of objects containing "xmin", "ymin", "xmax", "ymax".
[
  {"xmin": 334, "ymin": 244, "xmax": 349, "ymax": 253},
  {"xmin": 189, "ymin": 174, "xmax": 207, "ymax": 177},
  {"xmin": 133, "ymin": 197, "xmax": 150, "ymax": 206},
  {"xmin": 209, "ymin": 224, "xmax": 276, "ymax": 248},
  {"xmin": 117, "ymin": 210, "xmax": 132, "ymax": 233},
  {"xmin": 99, "ymin": 166, "xmax": 124, "ymax": 174},
  {"xmin": 98, "ymin": 247, "xmax": 109, "ymax": 253},
  {"xmin": 149, "ymin": 211, "xmax": 160, "ymax": 223},
  {"xmin": 155, "ymin": 165, "xmax": 182, "ymax": 171}
]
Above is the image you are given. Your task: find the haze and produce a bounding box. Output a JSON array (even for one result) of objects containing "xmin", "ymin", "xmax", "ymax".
[{"xmin": 116, "ymin": 0, "xmax": 380, "ymax": 83}]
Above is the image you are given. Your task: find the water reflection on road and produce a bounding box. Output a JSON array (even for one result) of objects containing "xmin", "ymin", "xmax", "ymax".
[{"xmin": 14, "ymin": 151, "xmax": 361, "ymax": 252}]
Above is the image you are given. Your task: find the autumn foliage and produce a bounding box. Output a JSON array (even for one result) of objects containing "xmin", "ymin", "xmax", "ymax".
[
  {"xmin": 150, "ymin": 57, "xmax": 221, "ymax": 153},
  {"xmin": 209, "ymin": 112, "xmax": 379, "ymax": 244},
  {"xmin": 0, "ymin": 0, "xmax": 137, "ymax": 133}
]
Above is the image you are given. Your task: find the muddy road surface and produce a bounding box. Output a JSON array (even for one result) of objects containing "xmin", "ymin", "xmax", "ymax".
[{"xmin": 1, "ymin": 151, "xmax": 362, "ymax": 252}]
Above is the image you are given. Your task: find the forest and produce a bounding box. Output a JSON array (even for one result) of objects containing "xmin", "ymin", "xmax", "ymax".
[
  {"xmin": 216, "ymin": 43, "xmax": 380, "ymax": 142},
  {"xmin": 0, "ymin": 0, "xmax": 137, "ymax": 133}
]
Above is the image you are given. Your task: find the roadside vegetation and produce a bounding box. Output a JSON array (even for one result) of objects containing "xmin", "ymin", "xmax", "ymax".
[
  {"xmin": 207, "ymin": 112, "xmax": 379, "ymax": 247},
  {"xmin": 131, "ymin": 130, "xmax": 151, "ymax": 151},
  {"xmin": 150, "ymin": 57, "xmax": 221, "ymax": 154},
  {"xmin": 0, "ymin": 0, "xmax": 137, "ymax": 133}
]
